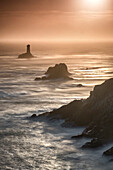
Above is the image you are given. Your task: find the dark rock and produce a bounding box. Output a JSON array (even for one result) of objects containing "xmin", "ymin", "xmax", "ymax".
[
  {"xmin": 71, "ymin": 134, "xmax": 83, "ymax": 139},
  {"xmin": 82, "ymin": 138, "xmax": 103, "ymax": 148},
  {"xmin": 76, "ymin": 84, "xmax": 84, "ymax": 87},
  {"xmin": 35, "ymin": 77, "xmax": 42, "ymax": 81},
  {"xmin": 103, "ymin": 147, "xmax": 113, "ymax": 156},
  {"xmin": 45, "ymin": 63, "xmax": 70, "ymax": 77},
  {"xmin": 31, "ymin": 114, "xmax": 37, "ymax": 118},
  {"xmin": 35, "ymin": 63, "xmax": 73, "ymax": 80},
  {"xmin": 18, "ymin": 44, "xmax": 35, "ymax": 59},
  {"xmin": 33, "ymin": 78, "xmax": 113, "ymax": 147}
]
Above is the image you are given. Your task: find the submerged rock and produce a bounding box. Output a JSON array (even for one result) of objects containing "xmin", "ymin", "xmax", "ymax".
[
  {"xmin": 35, "ymin": 63, "xmax": 73, "ymax": 80},
  {"xmin": 18, "ymin": 44, "xmax": 35, "ymax": 59},
  {"xmin": 76, "ymin": 84, "xmax": 84, "ymax": 87}
]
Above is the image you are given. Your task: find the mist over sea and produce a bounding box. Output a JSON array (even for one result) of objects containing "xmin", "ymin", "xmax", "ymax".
[{"xmin": 0, "ymin": 41, "xmax": 113, "ymax": 170}]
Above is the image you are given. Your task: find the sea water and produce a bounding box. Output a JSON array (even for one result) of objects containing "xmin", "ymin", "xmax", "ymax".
[{"xmin": 0, "ymin": 42, "xmax": 113, "ymax": 170}]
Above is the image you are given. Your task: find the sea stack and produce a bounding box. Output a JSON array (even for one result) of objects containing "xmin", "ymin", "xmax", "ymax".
[
  {"xmin": 18, "ymin": 44, "xmax": 35, "ymax": 59},
  {"xmin": 35, "ymin": 63, "xmax": 73, "ymax": 80}
]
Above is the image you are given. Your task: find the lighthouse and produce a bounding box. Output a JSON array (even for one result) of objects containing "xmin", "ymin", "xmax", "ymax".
[
  {"xmin": 27, "ymin": 44, "xmax": 30, "ymax": 53},
  {"xmin": 18, "ymin": 44, "xmax": 35, "ymax": 58}
]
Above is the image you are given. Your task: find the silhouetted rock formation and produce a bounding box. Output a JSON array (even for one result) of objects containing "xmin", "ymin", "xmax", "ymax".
[
  {"xmin": 71, "ymin": 134, "xmax": 83, "ymax": 139},
  {"xmin": 35, "ymin": 63, "xmax": 72, "ymax": 80},
  {"xmin": 103, "ymin": 147, "xmax": 113, "ymax": 156},
  {"xmin": 31, "ymin": 114, "xmax": 37, "ymax": 118},
  {"xmin": 82, "ymin": 138, "xmax": 104, "ymax": 148},
  {"xmin": 31, "ymin": 78, "xmax": 113, "ymax": 156},
  {"xmin": 18, "ymin": 44, "xmax": 35, "ymax": 59},
  {"xmin": 76, "ymin": 84, "xmax": 84, "ymax": 87}
]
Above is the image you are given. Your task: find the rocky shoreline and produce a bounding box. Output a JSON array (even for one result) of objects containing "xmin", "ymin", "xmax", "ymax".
[{"xmin": 31, "ymin": 78, "xmax": 113, "ymax": 157}]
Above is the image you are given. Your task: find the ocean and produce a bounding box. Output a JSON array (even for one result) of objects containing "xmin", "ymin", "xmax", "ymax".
[{"xmin": 0, "ymin": 41, "xmax": 113, "ymax": 170}]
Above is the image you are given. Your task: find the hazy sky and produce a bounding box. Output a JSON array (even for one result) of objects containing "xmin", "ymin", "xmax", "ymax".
[{"xmin": 0, "ymin": 0, "xmax": 113, "ymax": 42}]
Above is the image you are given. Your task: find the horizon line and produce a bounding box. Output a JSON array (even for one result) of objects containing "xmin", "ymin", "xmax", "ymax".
[{"xmin": 0, "ymin": 39, "xmax": 113, "ymax": 43}]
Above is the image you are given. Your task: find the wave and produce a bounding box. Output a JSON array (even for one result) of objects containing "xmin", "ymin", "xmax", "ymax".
[
  {"xmin": 0, "ymin": 90, "xmax": 27, "ymax": 99},
  {"xmin": 0, "ymin": 91, "xmax": 9, "ymax": 98}
]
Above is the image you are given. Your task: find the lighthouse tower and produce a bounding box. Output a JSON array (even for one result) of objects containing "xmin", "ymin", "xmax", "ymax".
[
  {"xmin": 27, "ymin": 44, "xmax": 30, "ymax": 53},
  {"xmin": 18, "ymin": 44, "xmax": 34, "ymax": 58}
]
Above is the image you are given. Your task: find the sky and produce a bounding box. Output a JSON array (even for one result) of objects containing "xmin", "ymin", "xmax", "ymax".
[{"xmin": 0, "ymin": 0, "xmax": 113, "ymax": 42}]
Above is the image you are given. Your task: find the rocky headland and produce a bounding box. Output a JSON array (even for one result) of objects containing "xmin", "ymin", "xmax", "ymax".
[
  {"xmin": 35, "ymin": 63, "xmax": 73, "ymax": 80},
  {"xmin": 31, "ymin": 78, "xmax": 113, "ymax": 156}
]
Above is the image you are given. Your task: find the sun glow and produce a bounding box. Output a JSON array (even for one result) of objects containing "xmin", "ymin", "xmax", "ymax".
[
  {"xmin": 86, "ymin": 0, "xmax": 103, "ymax": 6},
  {"xmin": 83, "ymin": 0, "xmax": 107, "ymax": 10}
]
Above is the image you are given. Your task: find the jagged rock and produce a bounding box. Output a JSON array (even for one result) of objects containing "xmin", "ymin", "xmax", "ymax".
[
  {"xmin": 82, "ymin": 138, "xmax": 103, "ymax": 148},
  {"xmin": 32, "ymin": 78, "xmax": 113, "ymax": 148},
  {"xmin": 31, "ymin": 114, "xmax": 37, "ymax": 118},
  {"xmin": 45, "ymin": 63, "xmax": 70, "ymax": 77},
  {"xmin": 103, "ymin": 147, "xmax": 113, "ymax": 156},
  {"xmin": 35, "ymin": 63, "xmax": 73, "ymax": 80},
  {"xmin": 18, "ymin": 44, "xmax": 35, "ymax": 59},
  {"xmin": 71, "ymin": 134, "xmax": 83, "ymax": 139}
]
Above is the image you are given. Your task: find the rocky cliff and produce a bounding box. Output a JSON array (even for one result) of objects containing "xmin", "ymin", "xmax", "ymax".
[{"xmin": 31, "ymin": 78, "xmax": 113, "ymax": 156}]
